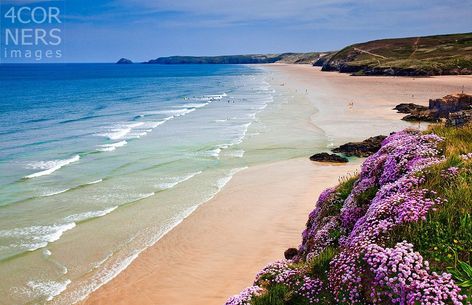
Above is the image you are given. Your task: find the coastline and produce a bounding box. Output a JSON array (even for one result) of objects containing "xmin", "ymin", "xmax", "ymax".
[{"xmin": 81, "ymin": 64, "xmax": 471, "ymax": 305}]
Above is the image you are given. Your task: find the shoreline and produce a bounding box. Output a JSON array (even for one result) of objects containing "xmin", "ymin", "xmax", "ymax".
[
  {"xmin": 81, "ymin": 64, "xmax": 471, "ymax": 305},
  {"xmin": 82, "ymin": 158, "xmax": 361, "ymax": 305}
]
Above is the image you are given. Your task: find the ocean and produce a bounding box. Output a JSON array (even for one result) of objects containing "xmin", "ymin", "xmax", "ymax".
[{"xmin": 0, "ymin": 64, "xmax": 325, "ymax": 304}]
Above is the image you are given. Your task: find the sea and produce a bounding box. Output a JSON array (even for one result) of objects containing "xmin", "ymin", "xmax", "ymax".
[{"xmin": 0, "ymin": 64, "xmax": 326, "ymax": 304}]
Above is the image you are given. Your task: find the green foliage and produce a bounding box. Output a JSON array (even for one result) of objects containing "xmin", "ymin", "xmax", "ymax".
[
  {"xmin": 251, "ymin": 284, "xmax": 309, "ymax": 305},
  {"xmin": 448, "ymin": 261, "xmax": 472, "ymax": 294},
  {"xmin": 337, "ymin": 175, "xmax": 358, "ymax": 201},
  {"xmin": 316, "ymin": 175, "xmax": 358, "ymax": 221},
  {"xmin": 307, "ymin": 247, "xmax": 338, "ymax": 280},
  {"xmin": 354, "ymin": 186, "xmax": 379, "ymax": 207}
]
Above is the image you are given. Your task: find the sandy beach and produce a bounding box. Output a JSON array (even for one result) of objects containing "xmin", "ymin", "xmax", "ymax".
[{"xmin": 82, "ymin": 65, "xmax": 472, "ymax": 305}]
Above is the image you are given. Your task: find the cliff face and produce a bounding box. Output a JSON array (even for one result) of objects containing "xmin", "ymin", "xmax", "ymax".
[
  {"xmin": 321, "ymin": 33, "xmax": 472, "ymax": 76},
  {"xmin": 226, "ymin": 125, "xmax": 472, "ymax": 305}
]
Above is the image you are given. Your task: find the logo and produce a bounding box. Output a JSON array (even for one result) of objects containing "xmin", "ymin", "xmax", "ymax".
[{"xmin": 1, "ymin": 1, "xmax": 64, "ymax": 62}]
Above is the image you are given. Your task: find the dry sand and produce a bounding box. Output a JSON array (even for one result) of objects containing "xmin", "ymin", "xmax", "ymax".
[{"xmin": 82, "ymin": 65, "xmax": 472, "ymax": 305}]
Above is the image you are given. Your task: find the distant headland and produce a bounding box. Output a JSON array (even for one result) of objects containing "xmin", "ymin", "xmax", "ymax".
[{"xmin": 117, "ymin": 32, "xmax": 472, "ymax": 76}]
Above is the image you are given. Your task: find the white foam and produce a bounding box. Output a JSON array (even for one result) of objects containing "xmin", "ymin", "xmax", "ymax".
[
  {"xmin": 0, "ymin": 222, "xmax": 76, "ymax": 253},
  {"xmin": 63, "ymin": 206, "xmax": 118, "ymax": 223},
  {"xmin": 206, "ymin": 147, "xmax": 222, "ymax": 158},
  {"xmin": 157, "ymin": 171, "xmax": 202, "ymax": 190},
  {"xmin": 24, "ymin": 155, "xmax": 80, "ymax": 179},
  {"xmin": 86, "ymin": 179, "xmax": 103, "ymax": 185},
  {"xmin": 176, "ymin": 102, "xmax": 209, "ymax": 109},
  {"xmin": 142, "ymin": 108, "xmax": 195, "ymax": 117},
  {"xmin": 216, "ymin": 167, "xmax": 248, "ymax": 190},
  {"xmin": 26, "ymin": 279, "xmax": 71, "ymax": 301},
  {"xmin": 232, "ymin": 123, "xmax": 252, "ymax": 145},
  {"xmin": 135, "ymin": 192, "xmax": 155, "ymax": 201},
  {"xmin": 96, "ymin": 122, "xmax": 144, "ymax": 140},
  {"xmin": 227, "ymin": 149, "xmax": 245, "ymax": 158},
  {"xmin": 69, "ymin": 251, "xmax": 139, "ymax": 304},
  {"xmin": 97, "ymin": 140, "xmax": 127, "ymax": 152},
  {"xmin": 42, "ymin": 188, "xmax": 71, "ymax": 197}
]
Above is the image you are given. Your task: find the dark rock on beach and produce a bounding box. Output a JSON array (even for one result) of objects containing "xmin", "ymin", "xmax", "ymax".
[
  {"xmin": 397, "ymin": 93, "xmax": 472, "ymax": 123},
  {"xmin": 402, "ymin": 110, "xmax": 440, "ymax": 122},
  {"xmin": 393, "ymin": 103, "xmax": 428, "ymax": 114},
  {"xmin": 332, "ymin": 135, "xmax": 387, "ymax": 157},
  {"xmin": 284, "ymin": 248, "xmax": 299, "ymax": 260},
  {"xmin": 309, "ymin": 153, "xmax": 348, "ymax": 163},
  {"xmin": 429, "ymin": 93, "xmax": 472, "ymax": 118},
  {"xmin": 116, "ymin": 58, "xmax": 133, "ymax": 64}
]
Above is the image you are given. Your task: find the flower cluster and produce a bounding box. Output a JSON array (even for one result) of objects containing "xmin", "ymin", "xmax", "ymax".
[
  {"xmin": 460, "ymin": 152, "xmax": 472, "ymax": 161},
  {"xmin": 441, "ymin": 166, "xmax": 460, "ymax": 178},
  {"xmin": 364, "ymin": 242, "xmax": 465, "ymax": 305},
  {"xmin": 327, "ymin": 131, "xmax": 466, "ymax": 303},
  {"xmin": 253, "ymin": 260, "xmax": 325, "ymax": 304},
  {"xmin": 225, "ymin": 286, "xmax": 263, "ymax": 305},
  {"xmin": 339, "ymin": 130, "xmax": 444, "ymax": 231},
  {"xmin": 299, "ymin": 188, "xmax": 339, "ymax": 258}
]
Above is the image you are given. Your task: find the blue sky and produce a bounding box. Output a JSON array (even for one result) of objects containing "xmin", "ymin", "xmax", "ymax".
[{"xmin": 1, "ymin": 0, "xmax": 471, "ymax": 62}]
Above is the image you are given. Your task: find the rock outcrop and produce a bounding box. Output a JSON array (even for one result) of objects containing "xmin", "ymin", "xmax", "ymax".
[
  {"xmin": 402, "ymin": 110, "xmax": 440, "ymax": 122},
  {"xmin": 309, "ymin": 153, "xmax": 348, "ymax": 163},
  {"xmin": 393, "ymin": 103, "xmax": 428, "ymax": 114},
  {"xmin": 116, "ymin": 58, "xmax": 133, "ymax": 64},
  {"xmin": 332, "ymin": 135, "xmax": 387, "ymax": 157},
  {"xmin": 429, "ymin": 93, "xmax": 472, "ymax": 118},
  {"xmin": 396, "ymin": 93, "xmax": 472, "ymax": 123},
  {"xmin": 447, "ymin": 109, "xmax": 472, "ymax": 126}
]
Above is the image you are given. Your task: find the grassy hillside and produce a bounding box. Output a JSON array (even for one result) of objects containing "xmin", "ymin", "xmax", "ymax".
[
  {"xmin": 322, "ymin": 33, "xmax": 472, "ymax": 76},
  {"xmin": 226, "ymin": 124, "xmax": 472, "ymax": 305}
]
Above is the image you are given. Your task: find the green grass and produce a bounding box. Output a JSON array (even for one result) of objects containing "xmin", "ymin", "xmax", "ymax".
[
  {"xmin": 315, "ymin": 175, "xmax": 358, "ymax": 222},
  {"xmin": 337, "ymin": 175, "xmax": 358, "ymax": 201},
  {"xmin": 251, "ymin": 284, "xmax": 309, "ymax": 305},
  {"xmin": 306, "ymin": 247, "xmax": 338, "ymax": 281}
]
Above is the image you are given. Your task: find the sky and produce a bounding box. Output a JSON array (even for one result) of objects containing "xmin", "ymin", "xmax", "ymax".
[{"xmin": 0, "ymin": 0, "xmax": 471, "ymax": 63}]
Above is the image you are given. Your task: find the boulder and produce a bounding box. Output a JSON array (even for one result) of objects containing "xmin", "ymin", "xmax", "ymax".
[
  {"xmin": 447, "ymin": 110, "xmax": 472, "ymax": 127},
  {"xmin": 332, "ymin": 135, "xmax": 387, "ymax": 157},
  {"xmin": 393, "ymin": 103, "xmax": 428, "ymax": 114},
  {"xmin": 309, "ymin": 153, "xmax": 348, "ymax": 163},
  {"xmin": 428, "ymin": 94, "xmax": 472, "ymax": 118},
  {"xmin": 284, "ymin": 248, "xmax": 299, "ymax": 259},
  {"xmin": 402, "ymin": 109, "xmax": 440, "ymax": 122}
]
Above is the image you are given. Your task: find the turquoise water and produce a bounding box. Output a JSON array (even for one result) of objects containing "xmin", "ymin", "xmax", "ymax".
[{"xmin": 0, "ymin": 64, "xmax": 324, "ymax": 304}]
